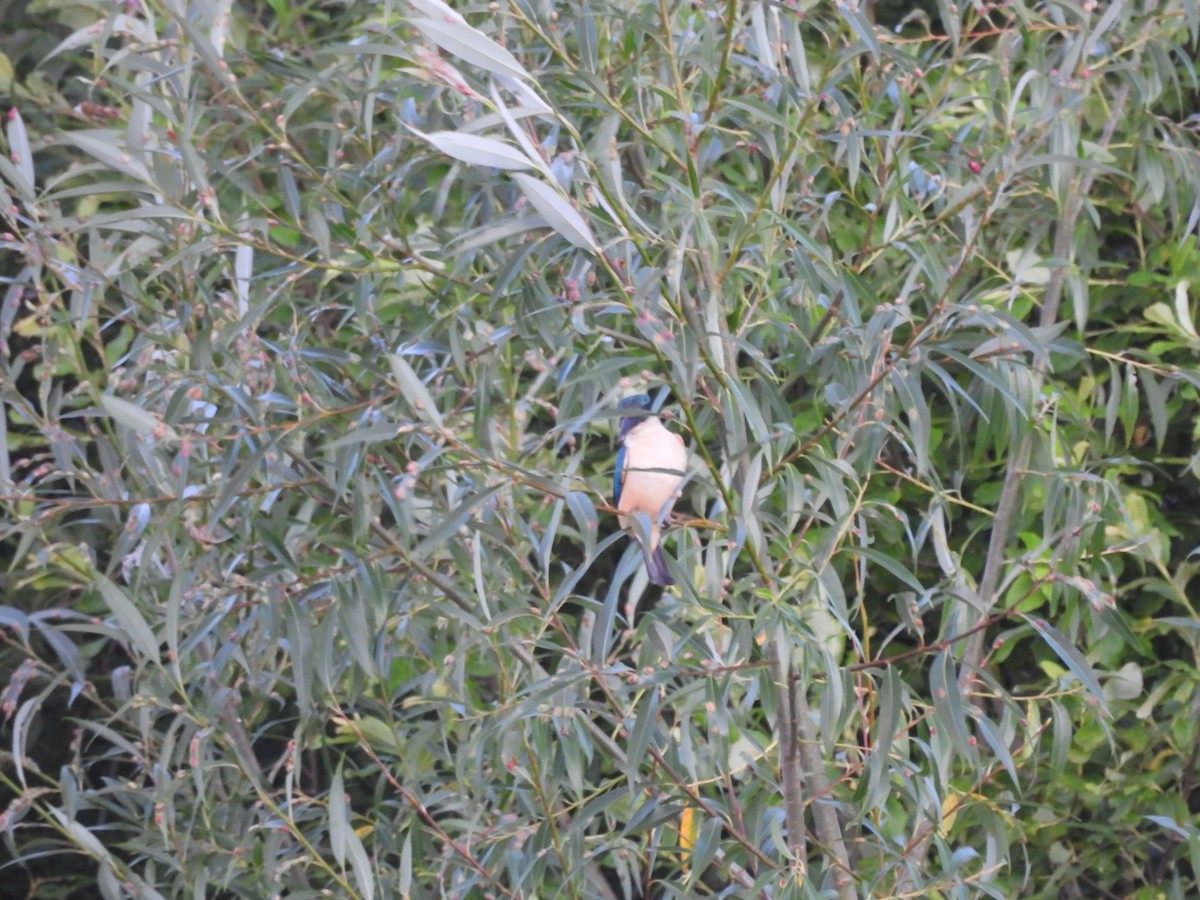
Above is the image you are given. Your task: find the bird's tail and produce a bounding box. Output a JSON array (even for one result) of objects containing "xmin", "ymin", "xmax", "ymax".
[{"xmin": 645, "ymin": 543, "xmax": 675, "ymax": 586}]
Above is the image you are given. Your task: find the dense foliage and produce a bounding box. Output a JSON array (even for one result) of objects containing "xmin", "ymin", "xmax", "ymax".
[{"xmin": 1, "ymin": 0, "xmax": 1199, "ymax": 896}]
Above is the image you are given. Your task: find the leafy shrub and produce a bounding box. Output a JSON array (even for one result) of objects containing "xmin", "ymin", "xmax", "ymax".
[{"xmin": 1, "ymin": 0, "xmax": 1199, "ymax": 897}]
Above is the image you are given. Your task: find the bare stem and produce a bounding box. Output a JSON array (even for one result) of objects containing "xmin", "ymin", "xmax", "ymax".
[
  {"xmin": 775, "ymin": 654, "xmax": 856, "ymax": 899},
  {"xmin": 897, "ymin": 79, "xmax": 1133, "ymax": 896},
  {"xmin": 960, "ymin": 80, "xmax": 1132, "ymax": 678}
]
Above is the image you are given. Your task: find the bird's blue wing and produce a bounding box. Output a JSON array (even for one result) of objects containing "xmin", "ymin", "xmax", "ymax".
[{"xmin": 613, "ymin": 445, "xmax": 626, "ymax": 506}]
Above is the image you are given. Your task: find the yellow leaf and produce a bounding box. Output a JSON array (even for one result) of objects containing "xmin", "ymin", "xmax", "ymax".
[
  {"xmin": 939, "ymin": 793, "xmax": 960, "ymax": 836},
  {"xmin": 12, "ymin": 315, "xmax": 41, "ymax": 338},
  {"xmin": 680, "ymin": 806, "xmax": 698, "ymax": 853}
]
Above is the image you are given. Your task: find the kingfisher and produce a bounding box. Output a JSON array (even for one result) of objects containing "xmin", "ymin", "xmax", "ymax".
[{"xmin": 613, "ymin": 394, "xmax": 688, "ymax": 586}]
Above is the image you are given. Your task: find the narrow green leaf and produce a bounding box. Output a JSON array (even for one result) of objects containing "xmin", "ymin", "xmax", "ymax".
[
  {"xmin": 1145, "ymin": 814, "xmax": 1197, "ymax": 840},
  {"xmin": 1139, "ymin": 368, "xmax": 1168, "ymax": 452},
  {"xmin": 285, "ymin": 602, "xmax": 314, "ymax": 714},
  {"xmin": 60, "ymin": 129, "xmax": 153, "ymax": 184},
  {"xmin": 330, "ymin": 766, "xmax": 376, "ymax": 900},
  {"xmin": 411, "ymin": 17, "xmax": 532, "ymax": 82},
  {"xmin": 1174, "ymin": 280, "xmax": 1200, "ymax": 341},
  {"xmin": 488, "ymin": 83, "xmax": 554, "ymax": 178},
  {"xmin": 510, "ymin": 172, "xmax": 598, "ymax": 251},
  {"xmin": 930, "ymin": 651, "xmax": 975, "ymax": 760},
  {"xmin": 749, "ymin": 3, "xmax": 777, "ymax": 72},
  {"xmin": 1031, "ymin": 618, "xmax": 1109, "ymax": 713},
  {"xmin": 939, "ymin": 348, "xmax": 1022, "ymax": 411},
  {"xmin": 865, "ymin": 666, "xmax": 900, "ymax": 812},
  {"xmin": 210, "ymin": 439, "xmax": 271, "ymax": 525},
  {"xmin": 5, "ymin": 107, "xmax": 34, "ymax": 192},
  {"xmin": 100, "ymin": 394, "xmax": 178, "ymax": 442},
  {"xmin": 977, "ymin": 714, "xmax": 1019, "ymax": 792},
  {"xmin": 565, "ymin": 491, "xmax": 598, "ymax": 559},
  {"xmin": 413, "ymin": 484, "xmax": 504, "ymax": 557},
  {"xmin": 1085, "ymin": 1, "xmax": 1126, "ymax": 58},
  {"xmin": 345, "ymin": 816, "xmax": 376, "ymax": 900},
  {"xmin": 622, "ymin": 794, "xmax": 671, "ymax": 837},
  {"xmin": 836, "ymin": 2, "xmax": 880, "ymax": 58},
  {"xmin": 45, "ymin": 13, "xmax": 152, "ymax": 60},
  {"xmin": 685, "ymin": 816, "xmax": 723, "ymax": 887},
  {"xmin": 399, "ymin": 831, "xmax": 413, "ymax": 897},
  {"xmin": 0, "ymin": 400, "xmax": 10, "ymax": 486},
  {"xmin": 625, "ymin": 689, "xmax": 660, "ymax": 786},
  {"xmin": 1119, "ymin": 361, "xmax": 1139, "ymax": 447},
  {"xmin": 890, "ymin": 367, "xmax": 931, "ymax": 475},
  {"xmin": 538, "ymin": 494, "xmax": 563, "ymax": 573},
  {"xmin": 407, "ymin": 0, "xmax": 466, "ymax": 23},
  {"xmin": 326, "ymin": 421, "xmax": 402, "ymax": 449},
  {"xmin": 307, "ymin": 203, "xmax": 332, "ymax": 261},
  {"xmin": 12, "ymin": 697, "xmax": 40, "ymax": 788},
  {"xmin": 819, "ymin": 647, "xmax": 847, "ymax": 757},
  {"xmin": 1049, "ymin": 700, "xmax": 1071, "ymax": 778},
  {"xmin": 387, "ymin": 354, "xmax": 445, "ymax": 428},
  {"xmin": 414, "ymin": 128, "xmax": 535, "ymax": 170},
  {"xmin": 577, "ymin": 3, "xmax": 598, "ymax": 71},
  {"xmin": 0, "ymin": 606, "xmax": 29, "ymax": 641},
  {"xmin": 590, "ymin": 572, "xmax": 622, "ymax": 664},
  {"xmin": 94, "ymin": 573, "xmax": 159, "ymax": 660},
  {"xmin": 279, "ymin": 164, "xmax": 302, "ymax": 223},
  {"xmin": 61, "ymin": 813, "xmax": 112, "ymax": 860},
  {"xmin": 1104, "ymin": 361, "xmax": 1121, "ymax": 445},
  {"xmin": 844, "ymin": 546, "xmax": 926, "ymax": 595},
  {"xmin": 786, "ymin": 17, "xmax": 810, "ymax": 94},
  {"xmin": 453, "ymin": 218, "xmax": 546, "ymax": 252}
]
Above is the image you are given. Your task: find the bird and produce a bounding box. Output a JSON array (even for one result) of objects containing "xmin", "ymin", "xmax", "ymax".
[{"xmin": 613, "ymin": 394, "xmax": 688, "ymax": 586}]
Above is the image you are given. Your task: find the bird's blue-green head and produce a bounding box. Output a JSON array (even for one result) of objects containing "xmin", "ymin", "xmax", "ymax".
[{"xmin": 617, "ymin": 394, "xmax": 653, "ymax": 441}]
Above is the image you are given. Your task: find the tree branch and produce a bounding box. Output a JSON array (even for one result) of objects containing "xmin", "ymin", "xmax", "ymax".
[{"xmin": 896, "ymin": 79, "xmax": 1133, "ymax": 897}]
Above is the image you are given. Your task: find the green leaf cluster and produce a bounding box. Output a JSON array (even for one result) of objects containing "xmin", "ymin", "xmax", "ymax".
[{"xmin": 1, "ymin": 0, "xmax": 1198, "ymax": 896}]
